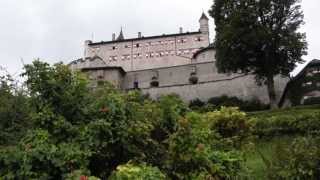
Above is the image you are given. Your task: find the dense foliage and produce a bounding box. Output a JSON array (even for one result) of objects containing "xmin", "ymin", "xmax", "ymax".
[
  {"xmin": 0, "ymin": 73, "xmax": 31, "ymax": 145},
  {"xmin": 0, "ymin": 61, "xmax": 248, "ymax": 179},
  {"xmin": 261, "ymin": 137, "xmax": 320, "ymax": 180},
  {"xmin": 189, "ymin": 95, "xmax": 269, "ymax": 112},
  {"xmin": 109, "ymin": 163, "xmax": 166, "ymax": 180},
  {"xmin": 1, "ymin": 60, "xmax": 319, "ymax": 179},
  {"xmin": 251, "ymin": 106, "xmax": 320, "ymax": 137},
  {"xmin": 210, "ymin": 0, "xmax": 307, "ymax": 108}
]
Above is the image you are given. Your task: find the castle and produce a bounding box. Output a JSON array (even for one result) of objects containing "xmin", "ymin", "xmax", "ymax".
[{"xmin": 69, "ymin": 13, "xmax": 288, "ymax": 104}]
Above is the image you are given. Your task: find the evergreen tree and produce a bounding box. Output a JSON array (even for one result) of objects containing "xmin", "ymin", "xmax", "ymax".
[{"xmin": 209, "ymin": 0, "xmax": 307, "ymax": 108}]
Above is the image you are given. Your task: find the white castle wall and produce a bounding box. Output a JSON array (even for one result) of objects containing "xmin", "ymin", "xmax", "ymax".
[{"xmin": 85, "ymin": 32, "xmax": 209, "ymax": 72}]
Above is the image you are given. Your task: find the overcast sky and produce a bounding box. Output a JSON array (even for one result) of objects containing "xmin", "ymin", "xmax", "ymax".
[{"xmin": 0, "ymin": 0, "xmax": 319, "ymax": 76}]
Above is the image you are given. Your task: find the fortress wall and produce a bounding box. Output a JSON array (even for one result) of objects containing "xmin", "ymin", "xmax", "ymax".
[{"xmin": 139, "ymin": 74, "xmax": 288, "ymax": 104}]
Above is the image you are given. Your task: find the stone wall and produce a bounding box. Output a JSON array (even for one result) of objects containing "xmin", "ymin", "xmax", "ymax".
[
  {"xmin": 82, "ymin": 68, "xmax": 125, "ymax": 89},
  {"xmin": 139, "ymin": 74, "xmax": 288, "ymax": 104},
  {"xmin": 122, "ymin": 59, "xmax": 288, "ymax": 104}
]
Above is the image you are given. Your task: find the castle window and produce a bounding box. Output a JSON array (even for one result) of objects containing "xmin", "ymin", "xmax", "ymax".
[
  {"xmin": 110, "ymin": 56, "xmax": 117, "ymax": 61},
  {"xmin": 112, "ymin": 46, "xmax": 117, "ymax": 50},
  {"xmin": 122, "ymin": 54, "xmax": 130, "ymax": 60},
  {"xmin": 136, "ymin": 43, "xmax": 140, "ymax": 48},
  {"xmin": 195, "ymin": 37, "xmax": 202, "ymax": 41},
  {"xmin": 191, "ymin": 66, "xmax": 197, "ymax": 74},
  {"xmin": 179, "ymin": 38, "xmax": 187, "ymax": 43},
  {"xmin": 150, "ymin": 71, "xmax": 159, "ymax": 87},
  {"xmin": 189, "ymin": 66, "xmax": 198, "ymax": 84},
  {"xmin": 134, "ymin": 81, "xmax": 139, "ymax": 89}
]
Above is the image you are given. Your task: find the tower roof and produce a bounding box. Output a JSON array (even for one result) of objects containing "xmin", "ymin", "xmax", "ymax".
[
  {"xmin": 116, "ymin": 28, "xmax": 125, "ymax": 40},
  {"xmin": 199, "ymin": 12, "xmax": 209, "ymax": 21}
]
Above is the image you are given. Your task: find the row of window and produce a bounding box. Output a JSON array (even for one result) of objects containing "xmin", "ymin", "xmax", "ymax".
[
  {"xmin": 307, "ymin": 68, "xmax": 320, "ymax": 76},
  {"xmin": 110, "ymin": 37, "xmax": 204, "ymax": 50},
  {"xmin": 302, "ymin": 81, "xmax": 320, "ymax": 87},
  {"xmin": 107, "ymin": 49, "xmax": 199, "ymax": 61}
]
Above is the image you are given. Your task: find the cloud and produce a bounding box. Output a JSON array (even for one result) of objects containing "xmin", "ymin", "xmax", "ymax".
[{"xmin": 0, "ymin": 0, "xmax": 318, "ymax": 75}]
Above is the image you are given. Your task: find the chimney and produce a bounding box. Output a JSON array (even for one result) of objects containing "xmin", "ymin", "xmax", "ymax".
[
  {"xmin": 179, "ymin": 27, "xmax": 183, "ymax": 34},
  {"xmin": 112, "ymin": 33, "xmax": 116, "ymax": 41},
  {"xmin": 138, "ymin": 32, "xmax": 142, "ymax": 38}
]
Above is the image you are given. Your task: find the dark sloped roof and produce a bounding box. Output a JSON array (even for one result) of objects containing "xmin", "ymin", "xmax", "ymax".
[
  {"xmin": 199, "ymin": 12, "xmax": 209, "ymax": 21},
  {"xmin": 278, "ymin": 59, "xmax": 320, "ymax": 107},
  {"xmin": 68, "ymin": 56, "xmax": 105, "ymax": 65},
  {"xmin": 88, "ymin": 31, "xmax": 202, "ymax": 46},
  {"xmin": 116, "ymin": 28, "xmax": 124, "ymax": 40},
  {"xmin": 192, "ymin": 44, "xmax": 215, "ymax": 59},
  {"xmin": 81, "ymin": 66, "xmax": 126, "ymax": 75}
]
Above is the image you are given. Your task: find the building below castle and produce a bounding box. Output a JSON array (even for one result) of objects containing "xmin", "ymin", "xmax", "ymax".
[
  {"xmin": 280, "ymin": 59, "xmax": 320, "ymax": 107},
  {"xmin": 69, "ymin": 13, "xmax": 288, "ymax": 104}
]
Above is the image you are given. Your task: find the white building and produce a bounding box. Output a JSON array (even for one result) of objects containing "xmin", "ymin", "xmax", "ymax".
[{"xmin": 69, "ymin": 13, "xmax": 288, "ymax": 104}]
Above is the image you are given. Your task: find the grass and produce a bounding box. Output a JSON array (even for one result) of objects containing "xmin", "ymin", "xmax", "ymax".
[
  {"xmin": 248, "ymin": 104, "xmax": 320, "ymax": 118},
  {"xmin": 244, "ymin": 136, "xmax": 298, "ymax": 179},
  {"xmin": 244, "ymin": 105, "xmax": 320, "ymax": 179}
]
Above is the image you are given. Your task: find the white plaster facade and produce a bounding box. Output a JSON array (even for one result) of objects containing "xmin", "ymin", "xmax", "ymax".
[
  {"xmin": 69, "ymin": 13, "xmax": 289, "ymax": 104},
  {"xmin": 70, "ymin": 13, "xmax": 210, "ymax": 72}
]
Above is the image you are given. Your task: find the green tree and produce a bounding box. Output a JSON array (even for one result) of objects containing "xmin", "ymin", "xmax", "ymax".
[
  {"xmin": 209, "ymin": 0, "xmax": 307, "ymax": 108},
  {"xmin": 0, "ymin": 73, "xmax": 31, "ymax": 145}
]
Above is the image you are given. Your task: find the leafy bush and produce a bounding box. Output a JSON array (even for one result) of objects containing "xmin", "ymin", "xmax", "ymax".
[
  {"xmin": 206, "ymin": 107, "xmax": 253, "ymax": 147},
  {"xmin": 0, "ymin": 61, "xmax": 252, "ymax": 179},
  {"xmin": 268, "ymin": 137, "xmax": 320, "ymax": 179},
  {"xmin": 166, "ymin": 112, "xmax": 245, "ymax": 179},
  {"xmin": 189, "ymin": 98, "xmax": 205, "ymax": 110},
  {"xmin": 253, "ymin": 111, "xmax": 320, "ymax": 137},
  {"xmin": 207, "ymin": 95, "xmax": 269, "ymax": 112},
  {"xmin": 0, "ymin": 74, "xmax": 31, "ymax": 145},
  {"xmin": 153, "ymin": 94, "xmax": 189, "ymax": 141},
  {"xmin": 109, "ymin": 163, "xmax": 166, "ymax": 180},
  {"xmin": 0, "ymin": 130, "xmax": 91, "ymax": 179}
]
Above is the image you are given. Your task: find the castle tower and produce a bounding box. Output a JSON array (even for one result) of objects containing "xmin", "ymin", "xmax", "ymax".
[
  {"xmin": 199, "ymin": 12, "xmax": 209, "ymax": 34},
  {"xmin": 116, "ymin": 28, "xmax": 125, "ymax": 40},
  {"xmin": 84, "ymin": 40, "xmax": 92, "ymax": 58}
]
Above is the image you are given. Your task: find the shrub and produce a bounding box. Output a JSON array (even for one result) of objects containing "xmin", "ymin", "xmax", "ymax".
[
  {"xmin": 189, "ymin": 98, "xmax": 205, "ymax": 110},
  {"xmin": 268, "ymin": 137, "xmax": 320, "ymax": 179},
  {"xmin": 253, "ymin": 111, "xmax": 320, "ymax": 137},
  {"xmin": 109, "ymin": 163, "xmax": 166, "ymax": 180},
  {"xmin": 166, "ymin": 112, "xmax": 245, "ymax": 179},
  {"xmin": 207, "ymin": 95, "xmax": 269, "ymax": 112},
  {"xmin": 206, "ymin": 107, "xmax": 253, "ymax": 147},
  {"xmin": 154, "ymin": 94, "xmax": 189, "ymax": 140}
]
